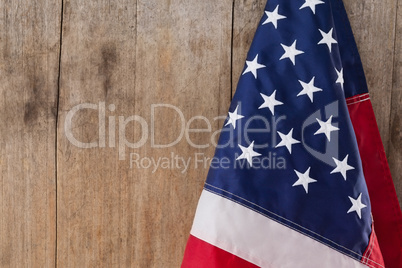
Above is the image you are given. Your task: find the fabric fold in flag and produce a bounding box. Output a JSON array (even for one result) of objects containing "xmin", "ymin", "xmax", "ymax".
[{"xmin": 182, "ymin": 0, "xmax": 402, "ymax": 267}]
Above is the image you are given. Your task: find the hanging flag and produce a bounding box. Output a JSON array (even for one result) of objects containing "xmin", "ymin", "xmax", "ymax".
[{"xmin": 181, "ymin": 0, "xmax": 402, "ymax": 267}]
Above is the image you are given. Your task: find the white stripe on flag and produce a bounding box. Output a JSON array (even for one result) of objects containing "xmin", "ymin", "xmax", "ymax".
[{"xmin": 191, "ymin": 190, "xmax": 368, "ymax": 268}]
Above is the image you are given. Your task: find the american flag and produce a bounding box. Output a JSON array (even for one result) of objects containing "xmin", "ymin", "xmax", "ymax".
[{"xmin": 182, "ymin": 0, "xmax": 402, "ymax": 267}]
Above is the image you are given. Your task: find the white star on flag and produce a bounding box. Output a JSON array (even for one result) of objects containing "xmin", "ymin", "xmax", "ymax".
[
  {"xmin": 293, "ymin": 167, "xmax": 317, "ymax": 194},
  {"xmin": 318, "ymin": 28, "xmax": 338, "ymax": 52},
  {"xmin": 336, "ymin": 68, "xmax": 344, "ymax": 90},
  {"xmin": 276, "ymin": 129, "xmax": 300, "ymax": 154},
  {"xmin": 297, "ymin": 76, "xmax": 323, "ymax": 102},
  {"xmin": 314, "ymin": 115, "xmax": 339, "ymax": 141},
  {"xmin": 262, "ymin": 5, "xmax": 286, "ymax": 29},
  {"xmin": 300, "ymin": 0, "xmax": 325, "ymax": 14},
  {"xmin": 225, "ymin": 105, "xmax": 244, "ymax": 129},
  {"xmin": 347, "ymin": 193, "xmax": 367, "ymax": 219},
  {"xmin": 242, "ymin": 54, "xmax": 266, "ymax": 79},
  {"xmin": 236, "ymin": 141, "xmax": 262, "ymax": 166},
  {"xmin": 258, "ymin": 90, "xmax": 284, "ymax": 115},
  {"xmin": 280, "ymin": 40, "xmax": 304, "ymax": 65},
  {"xmin": 331, "ymin": 155, "xmax": 355, "ymax": 180}
]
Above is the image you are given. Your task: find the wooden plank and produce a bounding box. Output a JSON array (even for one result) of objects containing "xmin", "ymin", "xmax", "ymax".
[
  {"xmin": 232, "ymin": 0, "xmax": 266, "ymax": 96},
  {"xmin": 57, "ymin": 0, "xmax": 232, "ymax": 266},
  {"xmin": 344, "ymin": 0, "xmax": 401, "ymax": 206},
  {"xmin": 133, "ymin": 1, "xmax": 232, "ymax": 266},
  {"xmin": 343, "ymin": 0, "xmax": 398, "ymax": 154},
  {"xmin": 0, "ymin": 0, "xmax": 60, "ymax": 267},
  {"xmin": 388, "ymin": 0, "xmax": 402, "ymax": 208},
  {"xmin": 56, "ymin": 1, "xmax": 138, "ymax": 266}
]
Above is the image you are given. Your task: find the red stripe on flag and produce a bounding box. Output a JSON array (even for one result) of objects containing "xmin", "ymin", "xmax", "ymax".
[
  {"xmin": 347, "ymin": 95, "xmax": 402, "ymax": 268},
  {"xmin": 362, "ymin": 227, "xmax": 385, "ymax": 268},
  {"xmin": 181, "ymin": 235, "xmax": 258, "ymax": 268}
]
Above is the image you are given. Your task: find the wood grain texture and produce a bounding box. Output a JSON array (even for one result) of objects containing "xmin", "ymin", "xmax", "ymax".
[
  {"xmin": 57, "ymin": 0, "xmax": 232, "ymax": 266},
  {"xmin": 0, "ymin": 0, "xmax": 60, "ymax": 267},
  {"xmin": 132, "ymin": 1, "xmax": 231, "ymax": 266},
  {"xmin": 343, "ymin": 0, "xmax": 398, "ymax": 153},
  {"xmin": 388, "ymin": 0, "xmax": 402, "ymax": 209},
  {"xmin": 343, "ymin": 0, "xmax": 401, "ymax": 207},
  {"xmin": 57, "ymin": 0, "xmax": 138, "ymax": 267},
  {"xmin": 232, "ymin": 0, "xmax": 266, "ymax": 97}
]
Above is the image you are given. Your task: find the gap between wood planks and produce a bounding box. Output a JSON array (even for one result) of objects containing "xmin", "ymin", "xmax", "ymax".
[
  {"xmin": 55, "ymin": 0, "xmax": 65, "ymax": 266},
  {"xmin": 230, "ymin": 0, "xmax": 235, "ymax": 100}
]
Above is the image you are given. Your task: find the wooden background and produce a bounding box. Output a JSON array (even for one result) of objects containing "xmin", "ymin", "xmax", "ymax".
[{"xmin": 0, "ymin": 0, "xmax": 400, "ymax": 267}]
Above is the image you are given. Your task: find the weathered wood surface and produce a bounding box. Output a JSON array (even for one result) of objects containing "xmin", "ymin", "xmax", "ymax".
[
  {"xmin": 0, "ymin": 0, "xmax": 400, "ymax": 267},
  {"xmin": 57, "ymin": 0, "xmax": 231, "ymax": 266},
  {"xmin": 388, "ymin": 0, "xmax": 402, "ymax": 213},
  {"xmin": 56, "ymin": 1, "xmax": 138, "ymax": 266},
  {"xmin": 339, "ymin": 0, "xmax": 402, "ymax": 210},
  {"xmin": 0, "ymin": 0, "xmax": 60, "ymax": 267},
  {"xmin": 344, "ymin": 0, "xmax": 398, "ymax": 151}
]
